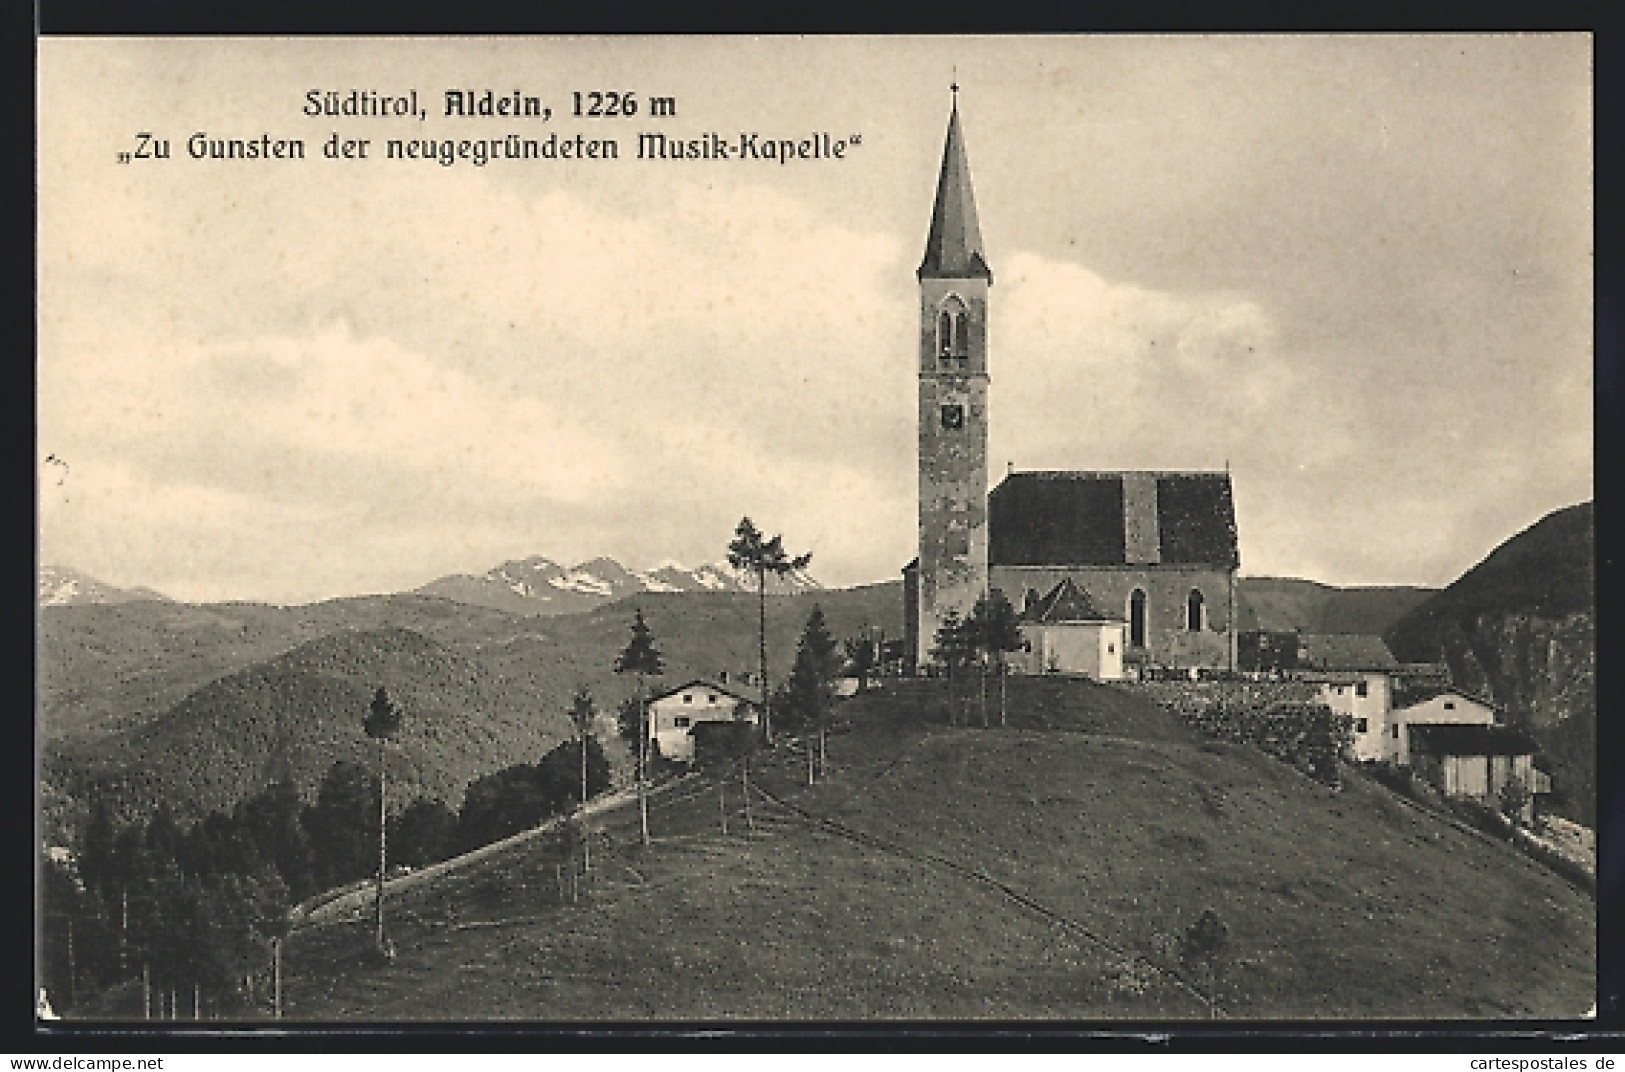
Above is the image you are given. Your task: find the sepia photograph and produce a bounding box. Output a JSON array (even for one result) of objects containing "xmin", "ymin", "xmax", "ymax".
[{"xmin": 36, "ymin": 35, "xmax": 1594, "ymax": 1025}]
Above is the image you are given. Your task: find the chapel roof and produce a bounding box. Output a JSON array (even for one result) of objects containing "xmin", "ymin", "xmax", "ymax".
[
  {"xmin": 1021, "ymin": 577, "xmax": 1119, "ymax": 623},
  {"xmin": 989, "ymin": 471, "xmax": 1240, "ymax": 570}
]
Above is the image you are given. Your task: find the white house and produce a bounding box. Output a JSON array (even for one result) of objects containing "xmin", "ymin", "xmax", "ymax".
[
  {"xmin": 1304, "ymin": 671, "xmax": 1393, "ymax": 762},
  {"xmin": 1389, "ymin": 688, "xmax": 1496, "ymax": 765},
  {"xmin": 1015, "ymin": 577, "xmax": 1126, "ymax": 681},
  {"xmin": 644, "ymin": 679, "xmax": 758, "ymax": 764}
]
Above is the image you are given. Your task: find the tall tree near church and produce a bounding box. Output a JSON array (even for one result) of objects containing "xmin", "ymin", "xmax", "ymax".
[
  {"xmin": 969, "ymin": 590, "xmax": 1025, "ymax": 727},
  {"xmin": 843, "ymin": 630, "xmax": 878, "ymax": 696},
  {"xmin": 613, "ymin": 609, "xmax": 663, "ymax": 847},
  {"xmin": 726, "ymin": 516, "xmax": 811, "ymax": 745},
  {"xmin": 931, "ymin": 610, "xmax": 976, "ymax": 726},
  {"xmin": 785, "ymin": 605, "xmax": 841, "ymax": 782},
  {"xmin": 363, "ymin": 686, "xmax": 404, "ymax": 954}
]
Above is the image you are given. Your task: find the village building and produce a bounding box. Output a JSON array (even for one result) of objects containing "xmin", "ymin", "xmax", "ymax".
[
  {"xmin": 1406, "ymin": 723, "xmax": 1548, "ymax": 824},
  {"xmin": 902, "ymin": 94, "xmax": 1240, "ymax": 675},
  {"xmin": 1015, "ymin": 577, "xmax": 1127, "ymax": 680},
  {"xmin": 1304, "ymin": 670, "xmax": 1395, "ymax": 762},
  {"xmin": 644, "ymin": 679, "xmax": 758, "ymax": 764},
  {"xmin": 1387, "ymin": 687, "xmax": 1497, "ymax": 765}
]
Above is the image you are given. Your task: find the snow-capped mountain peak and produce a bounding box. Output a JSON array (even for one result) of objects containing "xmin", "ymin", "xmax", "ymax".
[
  {"xmin": 38, "ymin": 565, "xmax": 172, "ymax": 606},
  {"xmin": 416, "ymin": 553, "xmax": 820, "ymax": 616}
]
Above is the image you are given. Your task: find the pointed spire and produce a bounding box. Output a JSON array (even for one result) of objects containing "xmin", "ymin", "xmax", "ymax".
[{"xmin": 919, "ymin": 91, "xmax": 992, "ymax": 283}]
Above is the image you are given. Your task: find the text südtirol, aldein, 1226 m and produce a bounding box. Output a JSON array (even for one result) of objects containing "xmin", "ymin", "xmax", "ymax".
[{"xmin": 300, "ymin": 90, "xmax": 676, "ymax": 122}]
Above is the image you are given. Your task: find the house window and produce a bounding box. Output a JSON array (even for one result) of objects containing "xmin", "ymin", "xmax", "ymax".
[
  {"xmin": 1186, "ymin": 589, "xmax": 1205, "ymax": 632},
  {"xmin": 1443, "ymin": 701, "xmax": 1455, "ymax": 710},
  {"xmin": 940, "ymin": 404, "xmax": 965, "ymax": 430},
  {"xmin": 674, "ymin": 716, "xmax": 691, "ymax": 728},
  {"xmin": 707, "ymin": 694, "xmax": 718, "ymax": 704},
  {"xmin": 1107, "ymin": 643, "xmax": 1115, "ymax": 654},
  {"xmin": 1129, "ymin": 589, "xmax": 1147, "ymax": 648},
  {"xmin": 1356, "ymin": 681, "xmax": 1368, "ymax": 698},
  {"xmin": 1393, "ymin": 724, "xmax": 1401, "ymax": 739},
  {"xmin": 682, "ymin": 694, "xmax": 693, "ymax": 704},
  {"xmin": 1354, "ymin": 718, "xmax": 1368, "ymax": 734}
]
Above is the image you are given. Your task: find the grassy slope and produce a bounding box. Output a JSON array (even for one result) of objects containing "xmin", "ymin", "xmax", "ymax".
[{"xmin": 279, "ymin": 677, "xmax": 1592, "ymax": 1021}]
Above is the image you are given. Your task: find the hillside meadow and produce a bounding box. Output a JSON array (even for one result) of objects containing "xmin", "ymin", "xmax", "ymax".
[{"xmin": 275, "ymin": 677, "xmax": 1593, "ymax": 1021}]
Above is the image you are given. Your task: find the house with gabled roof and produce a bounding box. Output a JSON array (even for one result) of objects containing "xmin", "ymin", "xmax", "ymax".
[
  {"xmin": 1015, "ymin": 577, "xmax": 1127, "ymax": 680},
  {"xmin": 644, "ymin": 678, "xmax": 758, "ymax": 764}
]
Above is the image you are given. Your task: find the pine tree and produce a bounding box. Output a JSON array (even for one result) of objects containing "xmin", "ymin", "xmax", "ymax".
[
  {"xmin": 726, "ymin": 516, "xmax": 811, "ymax": 744},
  {"xmin": 969, "ymin": 590, "xmax": 1026, "ymax": 727},
  {"xmin": 931, "ymin": 610, "xmax": 976, "ymax": 726},
  {"xmin": 363, "ymin": 687, "xmax": 405, "ymax": 953},
  {"xmin": 785, "ymin": 606, "xmax": 840, "ymax": 782},
  {"xmin": 843, "ymin": 631, "xmax": 878, "ymax": 695},
  {"xmin": 613, "ymin": 609, "xmax": 664, "ymax": 846}
]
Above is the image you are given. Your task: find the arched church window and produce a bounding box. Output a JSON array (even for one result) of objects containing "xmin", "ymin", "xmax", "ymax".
[
  {"xmin": 1187, "ymin": 589, "xmax": 1205, "ymax": 632},
  {"xmin": 938, "ymin": 297, "xmax": 967, "ymax": 364},
  {"xmin": 1129, "ymin": 589, "xmax": 1147, "ymax": 648}
]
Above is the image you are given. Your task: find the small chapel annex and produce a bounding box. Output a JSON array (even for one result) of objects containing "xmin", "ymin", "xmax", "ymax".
[{"xmin": 902, "ymin": 93, "xmax": 1241, "ymax": 678}]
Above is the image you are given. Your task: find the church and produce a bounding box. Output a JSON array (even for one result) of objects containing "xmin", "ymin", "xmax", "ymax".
[{"xmin": 902, "ymin": 95, "xmax": 1241, "ymax": 678}]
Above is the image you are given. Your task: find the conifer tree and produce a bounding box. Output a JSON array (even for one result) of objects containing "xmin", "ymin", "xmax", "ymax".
[
  {"xmin": 969, "ymin": 590, "xmax": 1026, "ymax": 727},
  {"xmin": 726, "ymin": 516, "xmax": 811, "ymax": 744},
  {"xmin": 363, "ymin": 687, "xmax": 404, "ymax": 953},
  {"xmin": 785, "ymin": 605, "xmax": 841, "ymax": 781},
  {"xmin": 613, "ymin": 609, "xmax": 664, "ymax": 846},
  {"xmin": 568, "ymin": 686, "xmax": 597, "ymax": 872},
  {"xmin": 843, "ymin": 630, "xmax": 878, "ymax": 695},
  {"xmin": 931, "ymin": 609, "xmax": 976, "ymax": 725}
]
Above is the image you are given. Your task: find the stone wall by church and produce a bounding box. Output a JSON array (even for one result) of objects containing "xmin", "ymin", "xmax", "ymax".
[{"xmin": 991, "ymin": 564, "xmax": 1237, "ymax": 670}]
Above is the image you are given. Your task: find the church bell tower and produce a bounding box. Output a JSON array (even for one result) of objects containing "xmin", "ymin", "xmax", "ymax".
[{"xmin": 911, "ymin": 89, "xmax": 992, "ymax": 671}]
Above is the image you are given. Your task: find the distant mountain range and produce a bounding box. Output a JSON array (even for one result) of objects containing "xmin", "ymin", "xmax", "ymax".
[
  {"xmin": 38, "ymin": 565, "xmax": 172, "ymax": 607},
  {"xmin": 415, "ymin": 554, "xmax": 820, "ymax": 615}
]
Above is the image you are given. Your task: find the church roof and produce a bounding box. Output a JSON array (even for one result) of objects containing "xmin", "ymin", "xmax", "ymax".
[
  {"xmin": 918, "ymin": 101, "xmax": 992, "ymax": 282},
  {"xmin": 989, "ymin": 471, "xmax": 1240, "ymax": 570},
  {"xmin": 1021, "ymin": 577, "xmax": 1119, "ymax": 623}
]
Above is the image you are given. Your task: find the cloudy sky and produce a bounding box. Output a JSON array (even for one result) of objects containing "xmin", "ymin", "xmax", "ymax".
[{"xmin": 38, "ymin": 36, "xmax": 1592, "ymax": 604}]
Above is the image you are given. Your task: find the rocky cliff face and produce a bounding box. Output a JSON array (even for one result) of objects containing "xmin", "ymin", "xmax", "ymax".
[{"xmin": 1386, "ymin": 502, "xmax": 1594, "ymax": 825}]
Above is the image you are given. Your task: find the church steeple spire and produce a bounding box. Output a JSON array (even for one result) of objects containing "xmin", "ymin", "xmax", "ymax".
[{"xmin": 918, "ymin": 90, "xmax": 992, "ymax": 283}]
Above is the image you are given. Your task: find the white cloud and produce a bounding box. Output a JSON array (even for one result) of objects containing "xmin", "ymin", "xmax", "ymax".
[{"xmin": 991, "ymin": 250, "xmax": 1298, "ymax": 473}]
